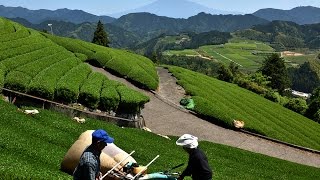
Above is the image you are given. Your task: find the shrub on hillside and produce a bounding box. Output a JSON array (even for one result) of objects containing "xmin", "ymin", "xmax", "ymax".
[
  {"xmin": 116, "ymin": 86, "xmax": 149, "ymax": 114},
  {"xmin": 284, "ymin": 98, "xmax": 307, "ymax": 115},
  {"xmin": 4, "ymin": 71, "xmax": 31, "ymax": 92},
  {"xmin": 100, "ymin": 82, "xmax": 120, "ymax": 112},
  {"xmin": 236, "ymin": 78, "xmax": 268, "ymax": 95},
  {"xmin": 55, "ymin": 64, "xmax": 92, "ymax": 103},
  {"xmin": 74, "ymin": 53, "xmax": 88, "ymax": 62},
  {"xmin": 78, "ymin": 72, "xmax": 106, "ymax": 109}
]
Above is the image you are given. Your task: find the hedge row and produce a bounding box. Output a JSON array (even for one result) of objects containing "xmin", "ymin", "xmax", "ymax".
[
  {"xmin": 0, "ymin": 42, "xmax": 54, "ymax": 61},
  {"xmin": 4, "ymin": 70, "xmax": 32, "ymax": 92},
  {"xmin": 45, "ymin": 35, "xmax": 159, "ymax": 90},
  {"xmin": 15, "ymin": 50, "xmax": 73, "ymax": 77},
  {"xmin": 0, "ymin": 27, "xmax": 30, "ymax": 43},
  {"xmin": 56, "ymin": 63, "xmax": 92, "ymax": 103},
  {"xmin": 0, "ymin": 45, "xmax": 63, "ymax": 71},
  {"xmin": 168, "ymin": 66, "xmax": 320, "ymax": 150},
  {"xmin": 78, "ymin": 72, "xmax": 106, "ymax": 109},
  {"xmin": 100, "ymin": 80, "xmax": 122, "ymax": 111},
  {"xmin": 0, "ymin": 33, "xmax": 45, "ymax": 51},
  {"xmin": 43, "ymin": 34, "xmax": 95, "ymax": 56},
  {"xmin": 28, "ymin": 57, "xmax": 81, "ymax": 100},
  {"xmin": 74, "ymin": 53, "xmax": 88, "ymax": 62},
  {"xmin": 0, "ymin": 18, "xmax": 15, "ymax": 35},
  {"xmin": 117, "ymin": 85, "xmax": 150, "ymax": 113}
]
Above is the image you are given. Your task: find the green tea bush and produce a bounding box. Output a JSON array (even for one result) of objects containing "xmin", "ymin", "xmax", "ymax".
[
  {"xmin": 0, "ymin": 18, "xmax": 15, "ymax": 35},
  {"xmin": 15, "ymin": 50, "xmax": 73, "ymax": 77},
  {"xmin": 28, "ymin": 57, "xmax": 81, "ymax": 100},
  {"xmin": 74, "ymin": 53, "xmax": 88, "ymax": 62},
  {"xmin": 116, "ymin": 86, "xmax": 150, "ymax": 113},
  {"xmin": 4, "ymin": 71, "xmax": 32, "ymax": 92},
  {"xmin": 0, "ymin": 42, "xmax": 55, "ymax": 62},
  {"xmin": 56, "ymin": 63, "xmax": 92, "ymax": 103},
  {"xmin": 0, "ymin": 28, "xmax": 30, "ymax": 43},
  {"xmin": 100, "ymin": 80, "xmax": 121, "ymax": 112},
  {"xmin": 168, "ymin": 66, "xmax": 320, "ymax": 150},
  {"xmin": 78, "ymin": 72, "xmax": 106, "ymax": 109},
  {"xmin": 46, "ymin": 34, "xmax": 159, "ymax": 90}
]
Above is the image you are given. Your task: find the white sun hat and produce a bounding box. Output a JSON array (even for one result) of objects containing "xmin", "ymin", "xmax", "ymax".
[{"xmin": 176, "ymin": 134, "xmax": 198, "ymax": 149}]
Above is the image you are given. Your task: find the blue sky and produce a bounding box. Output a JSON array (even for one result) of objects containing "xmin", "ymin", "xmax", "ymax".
[{"xmin": 0, "ymin": 0, "xmax": 319, "ymax": 15}]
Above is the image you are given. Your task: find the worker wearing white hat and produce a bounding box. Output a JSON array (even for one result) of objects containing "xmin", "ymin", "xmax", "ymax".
[{"xmin": 176, "ymin": 134, "xmax": 212, "ymax": 180}]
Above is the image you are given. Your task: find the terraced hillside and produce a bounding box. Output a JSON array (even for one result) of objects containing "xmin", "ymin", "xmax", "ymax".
[
  {"xmin": 0, "ymin": 17, "xmax": 158, "ymax": 113},
  {"xmin": 167, "ymin": 66, "xmax": 320, "ymax": 151}
]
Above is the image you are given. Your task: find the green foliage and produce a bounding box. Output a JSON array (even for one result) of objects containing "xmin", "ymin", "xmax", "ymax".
[
  {"xmin": 78, "ymin": 72, "xmax": 106, "ymax": 109},
  {"xmin": 100, "ymin": 80, "xmax": 121, "ymax": 112},
  {"xmin": 47, "ymin": 34, "xmax": 159, "ymax": 90},
  {"xmin": 288, "ymin": 60, "xmax": 320, "ymax": 93},
  {"xmin": 56, "ymin": 64, "xmax": 92, "ymax": 103},
  {"xmin": 0, "ymin": 18, "xmax": 150, "ymax": 112},
  {"xmin": 168, "ymin": 66, "xmax": 320, "ymax": 150},
  {"xmin": 217, "ymin": 63, "xmax": 233, "ymax": 82},
  {"xmin": 116, "ymin": 86, "xmax": 150, "ymax": 114},
  {"xmin": 74, "ymin": 53, "xmax": 88, "ymax": 62},
  {"xmin": 0, "ymin": 100, "xmax": 320, "ymax": 179},
  {"xmin": 92, "ymin": 20, "xmax": 110, "ymax": 47},
  {"xmin": 159, "ymin": 55, "xmax": 220, "ymax": 78},
  {"xmin": 284, "ymin": 98, "xmax": 307, "ymax": 115},
  {"xmin": 235, "ymin": 21, "xmax": 320, "ymax": 50},
  {"xmin": 4, "ymin": 71, "xmax": 31, "ymax": 92},
  {"xmin": 28, "ymin": 58, "xmax": 81, "ymax": 100},
  {"xmin": 305, "ymin": 87, "xmax": 320, "ymax": 123},
  {"xmin": 259, "ymin": 54, "xmax": 290, "ymax": 94}
]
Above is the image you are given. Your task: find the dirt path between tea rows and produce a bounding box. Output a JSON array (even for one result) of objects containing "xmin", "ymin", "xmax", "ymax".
[{"xmin": 90, "ymin": 65, "xmax": 320, "ymax": 168}]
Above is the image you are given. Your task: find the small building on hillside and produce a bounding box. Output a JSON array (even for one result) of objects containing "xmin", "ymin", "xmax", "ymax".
[{"xmin": 291, "ymin": 90, "xmax": 311, "ymax": 99}]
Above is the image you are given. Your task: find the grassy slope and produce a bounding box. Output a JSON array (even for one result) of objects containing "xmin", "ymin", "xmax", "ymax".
[
  {"xmin": 167, "ymin": 66, "xmax": 320, "ymax": 150},
  {"xmin": 0, "ymin": 99, "xmax": 319, "ymax": 179}
]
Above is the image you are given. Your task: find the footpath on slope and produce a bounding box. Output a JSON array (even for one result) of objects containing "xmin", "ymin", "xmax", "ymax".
[{"xmin": 90, "ymin": 65, "xmax": 320, "ymax": 168}]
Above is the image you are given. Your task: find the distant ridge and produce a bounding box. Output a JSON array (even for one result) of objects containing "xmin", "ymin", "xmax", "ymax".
[
  {"xmin": 253, "ymin": 6, "xmax": 320, "ymax": 25},
  {"xmin": 0, "ymin": 5, "xmax": 115, "ymax": 24},
  {"xmin": 109, "ymin": 0, "xmax": 241, "ymax": 18}
]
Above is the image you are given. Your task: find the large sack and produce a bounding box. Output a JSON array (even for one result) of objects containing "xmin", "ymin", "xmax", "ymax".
[{"xmin": 61, "ymin": 130, "xmax": 136, "ymax": 175}]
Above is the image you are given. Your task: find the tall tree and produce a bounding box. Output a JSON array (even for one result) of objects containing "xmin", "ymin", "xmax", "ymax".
[
  {"xmin": 92, "ymin": 20, "xmax": 110, "ymax": 47},
  {"xmin": 259, "ymin": 53, "xmax": 290, "ymax": 94},
  {"xmin": 305, "ymin": 87, "xmax": 320, "ymax": 123}
]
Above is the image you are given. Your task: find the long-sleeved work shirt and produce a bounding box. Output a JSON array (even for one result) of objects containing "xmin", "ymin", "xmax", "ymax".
[
  {"xmin": 73, "ymin": 145, "xmax": 101, "ymax": 180},
  {"xmin": 181, "ymin": 148, "xmax": 213, "ymax": 180}
]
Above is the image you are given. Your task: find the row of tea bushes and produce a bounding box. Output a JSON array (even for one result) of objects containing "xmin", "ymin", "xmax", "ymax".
[
  {"xmin": 167, "ymin": 65, "xmax": 320, "ymax": 150},
  {"xmin": 0, "ymin": 17, "xmax": 150, "ymax": 114},
  {"xmin": 45, "ymin": 34, "xmax": 159, "ymax": 90}
]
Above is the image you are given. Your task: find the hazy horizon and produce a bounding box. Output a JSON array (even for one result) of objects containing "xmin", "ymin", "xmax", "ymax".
[{"xmin": 0, "ymin": 0, "xmax": 319, "ymax": 16}]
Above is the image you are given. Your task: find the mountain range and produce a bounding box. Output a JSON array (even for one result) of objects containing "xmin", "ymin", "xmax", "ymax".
[
  {"xmin": 253, "ymin": 6, "xmax": 320, "ymax": 25},
  {"xmin": 0, "ymin": 5, "xmax": 115, "ymax": 24},
  {"xmin": 109, "ymin": 0, "xmax": 240, "ymax": 18}
]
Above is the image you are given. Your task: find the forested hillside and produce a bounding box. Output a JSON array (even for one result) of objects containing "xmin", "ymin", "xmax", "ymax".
[
  {"xmin": 112, "ymin": 12, "xmax": 269, "ymax": 42},
  {"xmin": 0, "ymin": 5, "xmax": 115, "ymax": 24},
  {"xmin": 133, "ymin": 31, "xmax": 232, "ymax": 58},
  {"xmin": 234, "ymin": 21, "xmax": 320, "ymax": 50},
  {"xmin": 253, "ymin": 6, "xmax": 320, "ymax": 25}
]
